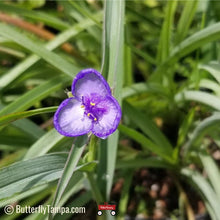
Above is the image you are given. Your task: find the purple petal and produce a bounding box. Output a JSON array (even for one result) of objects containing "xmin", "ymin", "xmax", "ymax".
[
  {"xmin": 71, "ymin": 68, "xmax": 111, "ymax": 99},
  {"xmin": 92, "ymin": 95, "xmax": 121, "ymax": 138},
  {"xmin": 54, "ymin": 98, "xmax": 92, "ymax": 137}
]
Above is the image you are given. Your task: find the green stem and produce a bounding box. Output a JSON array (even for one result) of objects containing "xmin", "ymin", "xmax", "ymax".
[
  {"xmin": 87, "ymin": 173, "xmax": 103, "ymax": 204},
  {"xmin": 86, "ymin": 135, "xmax": 104, "ymax": 211},
  {"xmin": 87, "ymin": 134, "xmax": 98, "ymax": 162}
]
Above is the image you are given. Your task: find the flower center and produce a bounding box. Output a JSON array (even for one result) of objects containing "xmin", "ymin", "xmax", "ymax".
[{"xmin": 81, "ymin": 94, "xmax": 107, "ymax": 122}]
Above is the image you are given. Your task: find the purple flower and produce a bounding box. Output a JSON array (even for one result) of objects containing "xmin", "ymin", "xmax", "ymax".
[{"xmin": 54, "ymin": 68, "xmax": 122, "ymax": 139}]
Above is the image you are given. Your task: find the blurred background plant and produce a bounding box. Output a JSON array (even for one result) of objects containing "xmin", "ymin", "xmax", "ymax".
[{"xmin": 0, "ymin": 0, "xmax": 220, "ymax": 219}]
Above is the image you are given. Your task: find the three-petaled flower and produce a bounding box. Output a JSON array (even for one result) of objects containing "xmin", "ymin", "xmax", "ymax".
[{"xmin": 54, "ymin": 68, "xmax": 122, "ymax": 139}]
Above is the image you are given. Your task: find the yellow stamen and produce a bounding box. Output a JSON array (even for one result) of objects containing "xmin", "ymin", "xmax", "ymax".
[
  {"xmin": 90, "ymin": 102, "xmax": 95, "ymax": 106},
  {"xmin": 94, "ymin": 118, "xmax": 97, "ymax": 121},
  {"xmin": 81, "ymin": 105, "xmax": 85, "ymax": 108},
  {"xmin": 87, "ymin": 113, "xmax": 91, "ymax": 117}
]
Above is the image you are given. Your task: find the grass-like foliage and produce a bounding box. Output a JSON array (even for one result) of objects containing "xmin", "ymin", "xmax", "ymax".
[{"xmin": 0, "ymin": 0, "xmax": 220, "ymax": 219}]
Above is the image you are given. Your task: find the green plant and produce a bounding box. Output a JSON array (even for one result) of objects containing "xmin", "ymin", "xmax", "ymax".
[{"xmin": 0, "ymin": 0, "xmax": 220, "ymax": 219}]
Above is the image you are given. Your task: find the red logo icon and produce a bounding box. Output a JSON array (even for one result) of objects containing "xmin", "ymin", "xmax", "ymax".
[{"xmin": 97, "ymin": 202, "xmax": 116, "ymax": 216}]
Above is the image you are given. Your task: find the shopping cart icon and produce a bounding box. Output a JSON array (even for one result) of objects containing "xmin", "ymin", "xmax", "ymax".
[{"xmin": 97, "ymin": 202, "xmax": 116, "ymax": 216}]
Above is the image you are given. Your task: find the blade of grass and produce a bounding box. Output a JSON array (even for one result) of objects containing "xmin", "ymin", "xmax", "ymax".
[
  {"xmin": 0, "ymin": 183, "xmax": 53, "ymax": 208},
  {"xmin": 0, "ymin": 45, "xmax": 25, "ymax": 58},
  {"xmin": 116, "ymin": 157, "xmax": 173, "ymax": 170},
  {"xmin": 123, "ymin": 102, "xmax": 173, "ymax": 155},
  {"xmin": 183, "ymin": 113, "xmax": 220, "ymax": 154},
  {"xmin": 0, "ymin": 106, "xmax": 57, "ymax": 126},
  {"xmin": 98, "ymin": 0, "xmax": 125, "ymax": 202},
  {"xmin": 0, "ymin": 22, "xmax": 91, "ymax": 78},
  {"xmin": 24, "ymin": 128, "xmax": 70, "ymax": 160},
  {"xmin": 181, "ymin": 168, "xmax": 220, "ymax": 219},
  {"xmin": 175, "ymin": 90, "xmax": 220, "ymax": 111},
  {"xmin": 0, "ymin": 3, "xmax": 70, "ymax": 30},
  {"xmin": 199, "ymin": 62, "xmax": 220, "ymax": 84},
  {"xmin": 175, "ymin": 0, "xmax": 198, "ymax": 44},
  {"xmin": 199, "ymin": 151, "xmax": 220, "ymax": 199},
  {"xmin": 0, "ymin": 75, "xmax": 70, "ymax": 117},
  {"xmin": 153, "ymin": 22, "xmax": 220, "ymax": 79},
  {"xmin": 68, "ymin": 0, "xmax": 101, "ymax": 28},
  {"xmin": 49, "ymin": 135, "xmax": 88, "ymax": 219},
  {"xmin": 0, "ymin": 103, "xmax": 45, "ymax": 139},
  {"xmin": 0, "ymin": 16, "xmax": 99, "ymax": 88},
  {"xmin": 122, "ymin": 82, "xmax": 165, "ymax": 99},
  {"xmin": 118, "ymin": 124, "xmax": 174, "ymax": 163},
  {"xmin": 157, "ymin": 0, "xmax": 177, "ymax": 63},
  {"xmin": 0, "ymin": 152, "xmax": 93, "ymax": 204},
  {"xmin": 124, "ymin": 25, "xmax": 133, "ymax": 86},
  {"xmin": 199, "ymin": 79, "xmax": 220, "ymax": 95},
  {"xmin": 118, "ymin": 170, "xmax": 133, "ymax": 219},
  {"xmin": 0, "ymin": 153, "xmax": 68, "ymax": 200}
]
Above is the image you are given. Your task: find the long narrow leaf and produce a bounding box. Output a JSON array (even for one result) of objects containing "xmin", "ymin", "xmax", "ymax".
[
  {"xmin": 175, "ymin": 0, "xmax": 198, "ymax": 44},
  {"xmin": 175, "ymin": 90, "xmax": 220, "ymax": 111},
  {"xmin": 0, "ymin": 153, "xmax": 68, "ymax": 200},
  {"xmin": 154, "ymin": 22, "xmax": 220, "ymax": 78},
  {"xmin": 0, "ymin": 24, "xmax": 82, "ymax": 78},
  {"xmin": 199, "ymin": 151, "xmax": 220, "ymax": 199},
  {"xmin": 0, "ymin": 3, "xmax": 70, "ymax": 30},
  {"xmin": 0, "ymin": 107, "xmax": 57, "ymax": 127},
  {"xmin": 118, "ymin": 124, "xmax": 173, "ymax": 163},
  {"xmin": 183, "ymin": 113, "xmax": 220, "ymax": 154},
  {"xmin": 0, "ymin": 76, "xmax": 70, "ymax": 117},
  {"xmin": 199, "ymin": 62, "xmax": 220, "ymax": 84},
  {"xmin": 116, "ymin": 157, "xmax": 173, "ymax": 170},
  {"xmin": 123, "ymin": 102, "xmax": 173, "ymax": 155},
  {"xmin": 24, "ymin": 128, "xmax": 70, "ymax": 160},
  {"xmin": 157, "ymin": 0, "xmax": 177, "ymax": 62},
  {"xmin": 49, "ymin": 135, "xmax": 88, "ymax": 219},
  {"xmin": 98, "ymin": 0, "xmax": 125, "ymax": 201},
  {"xmin": 181, "ymin": 168, "xmax": 220, "ymax": 219}
]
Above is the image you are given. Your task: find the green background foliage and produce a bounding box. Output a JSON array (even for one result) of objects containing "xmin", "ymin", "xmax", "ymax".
[{"xmin": 0, "ymin": 0, "xmax": 220, "ymax": 219}]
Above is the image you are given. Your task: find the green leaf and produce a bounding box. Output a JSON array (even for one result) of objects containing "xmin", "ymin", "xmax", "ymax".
[
  {"xmin": 199, "ymin": 62, "xmax": 220, "ymax": 84},
  {"xmin": 0, "ymin": 76, "xmax": 70, "ymax": 117},
  {"xmin": 116, "ymin": 157, "xmax": 173, "ymax": 170},
  {"xmin": 175, "ymin": 90, "xmax": 220, "ymax": 111},
  {"xmin": 0, "ymin": 103, "xmax": 45, "ymax": 140},
  {"xmin": 199, "ymin": 151, "xmax": 220, "ymax": 199},
  {"xmin": 177, "ymin": 108, "xmax": 195, "ymax": 148},
  {"xmin": 123, "ymin": 102, "xmax": 173, "ymax": 155},
  {"xmin": 50, "ymin": 135, "xmax": 88, "ymax": 219},
  {"xmin": 0, "ymin": 15, "xmax": 100, "ymax": 89},
  {"xmin": 199, "ymin": 79, "xmax": 220, "ymax": 96},
  {"xmin": 24, "ymin": 129, "xmax": 70, "ymax": 160},
  {"xmin": 0, "ymin": 153, "xmax": 68, "ymax": 200},
  {"xmin": 0, "ymin": 106, "xmax": 58, "ymax": 127},
  {"xmin": 183, "ymin": 113, "xmax": 220, "ymax": 154},
  {"xmin": 0, "ymin": 23, "xmax": 82, "ymax": 78},
  {"xmin": 118, "ymin": 170, "xmax": 133, "ymax": 218},
  {"xmin": 0, "ymin": 45, "xmax": 25, "ymax": 58},
  {"xmin": 98, "ymin": 0, "xmax": 125, "ymax": 201},
  {"xmin": 157, "ymin": 0, "xmax": 177, "ymax": 62},
  {"xmin": 154, "ymin": 22, "xmax": 220, "ymax": 78},
  {"xmin": 0, "ymin": 152, "xmax": 93, "ymax": 203},
  {"xmin": 118, "ymin": 124, "xmax": 173, "ymax": 163},
  {"xmin": 0, "ymin": 184, "xmax": 52, "ymax": 208},
  {"xmin": 122, "ymin": 82, "xmax": 163, "ymax": 99},
  {"xmin": 181, "ymin": 168, "xmax": 220, "ymax": 219},
  {"xmin": 175, "ymin": 0, "xmax": 198, "ymax": 44},
  {"xmin": 0, "ymin": 2, "xmax": 70, "ymax": 30}
]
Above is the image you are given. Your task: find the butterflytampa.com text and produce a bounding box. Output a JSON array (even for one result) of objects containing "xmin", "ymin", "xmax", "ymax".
[{"xmin": 4, "ymin": 204, "xmax": 85, "ymax": 215}]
